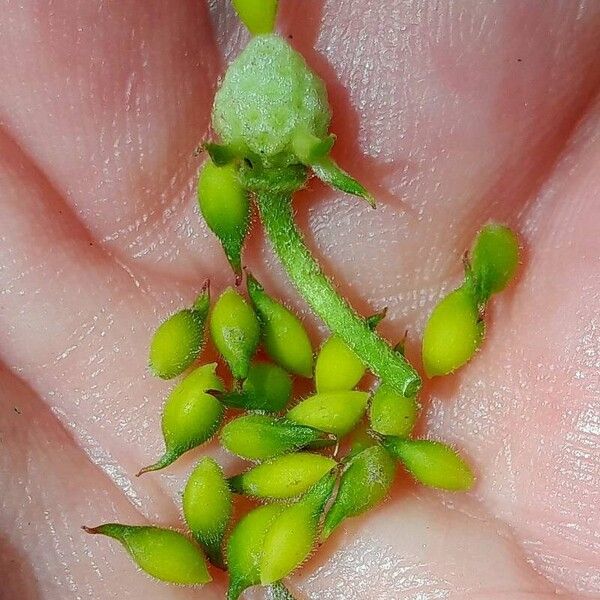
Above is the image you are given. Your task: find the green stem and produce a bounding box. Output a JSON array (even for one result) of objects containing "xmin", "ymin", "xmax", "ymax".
[{"xmin": 256, "ymin": 191, "xmax": 421, "ymax": 397}]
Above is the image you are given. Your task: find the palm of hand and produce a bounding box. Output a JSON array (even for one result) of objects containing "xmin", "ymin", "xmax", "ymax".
[{"xmin": 1, "ymin": 1, "xmax": 598, "ymax": 599}]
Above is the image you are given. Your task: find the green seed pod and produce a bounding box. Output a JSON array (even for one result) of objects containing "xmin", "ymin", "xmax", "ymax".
[
  {"xmin": 369, "ymin": 383, "xmax": 419, "ymax": 438},
  {"xmin": 210, "ymin": 288, "xmax": 260, "ymax": 379},
  {"xmin": 226, "ymin": 503, "xmax": 285, "ymax": 600},
  {"xmin": 247, "ymin": 275, "xmax": 313, "ymax": 377},
  {"xmin": 212, "ymin": 34, "xmax": 330, "ymax": 168},
  {"xmin": 470, "ymin": 223, "xmax": 520, "ymax": 302},
  {"xmin": 384, "ymin": 438, "xmax": 475, "ymax": 491},
  {"xmin": 422, "ymin": 283, "xmax": 483, "ymax": 378},
  {"xmin": 182, "ymin": 458, "xmax": 232, "ymax": 568},
  {"xmin": 228, "ymin": 452, "xmax": 336, "ymax": 499},
  {"xmin": 286, "ymin": 391, "xmax": 369, "ymax": 437},
  {"xmin": 311, "ymin": 156, "xmax": 374, "ymax": 206},
  {"xmin": 83, "ymin": 524, "xmax": 211, "ymax": 585},
  {"xmin": 232, "ymin": 0, "xmax": 279, "ymax": 36},
  {"xmin": 321, "ymin": 445, "xmax": 396, "ymax": 540},
  {"xmin": 149, "ymin": 288, "xmax": 210, "ymax": 380},
  {"xmin": 221, "ymin": 414, "xmax": 329, "ymax": 461},
  {"xmin": 138, "ymin": 364, "xmax": 224, "ymax": 475},
  {"xmin": 219, "ymin": 360, "xmax": 292, "ymax": 412},
  {"xmin": 260, "ymin": 474, "xmax": 335, "ymax": 584},
  {"xmin": 197, "ymin": 160, "xmax": 250, "ymax": 275}
]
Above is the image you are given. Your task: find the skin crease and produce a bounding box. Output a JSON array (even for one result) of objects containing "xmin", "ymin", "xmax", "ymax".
[{"xmin": 0, "ymin": 0, "xmax": 598, "ymax": 597}]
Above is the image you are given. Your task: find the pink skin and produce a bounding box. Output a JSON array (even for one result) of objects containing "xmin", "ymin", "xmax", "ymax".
[{"xmin": 0, "ymin": 1, "xmax": 598, "ymax": 598}]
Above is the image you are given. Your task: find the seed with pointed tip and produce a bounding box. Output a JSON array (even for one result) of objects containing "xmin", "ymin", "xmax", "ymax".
[
  {"xmin": 311, "ymin": 156, "xmax": 374, "ymax": 207},
  {"xmin": 322, "ymin": 445, "xmax": 395, "ymax": 540},
  {"xmin": 286, "ymin": 390, "xmax": 369, "ymax": 437},
  {"xmin": 226, "ymin": 503, "xmax": 285, "ymax": 600},
  {"xmin": 149, "ymin": 288, "xmax": 210, "ymax": 380},
  {"xmin": 198, "ymin": 160, "xmax": 250, "ymax": 275},
  {"xmin": 138, "ymin": 364, "xmax": 224, "ymax": 475},
  {"xmin": 315, "ymin": 334, "xmax": 365, "ymax": 392},
  {"xmin": 232, "ymin": 0, "xmax": 279, "ymax": 35},
  {"xmin": 260, "ymin": 474, "xmax": 335, "ymax": 584},
  {"xmin": 384, "ymin": 438, "xmax": 474, "ymax": 491},
  {"xmin": 422, "ymin": 283, "xmax": 483, "ymax": 378},
  {"xmin": 182, "ymin": 458, "xmax": 232, "ymax": 568},
  {"xmin": 369, "ymin": 383, "xmax": 419, "ymax": 438},
  {"xmin": 470, "ymin": 223, "xmax": 520, "ymax": 302},
  {"xmin": 228, "ymin": 452, "xmax": 336, "ymax": 499},
  {"xmin": 247, "ymin": 274, "xmax": 313, "ymax": 377},
  {"xmin": 210, "ymin": 288, "xmax": 260, "ymax": 379},
  {"xmin": 83, "ymin": 524, "xmax": 211, "ymax": 584},
  {"xmin": 221, "ymin": 414, "xmax": 330, "ymax": 461}
]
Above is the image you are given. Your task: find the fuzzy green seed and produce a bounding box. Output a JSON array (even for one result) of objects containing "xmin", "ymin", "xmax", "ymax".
[
  {"xmin": 149, "ymin": 289, "xmax": 209, "ymax": 379},
  {"xmin": 213, "ymin": 34, "xmax": 330, "ymax": 167},
  {"xmin": 422, "ymin": 284, "xmax": 483, "ymax": 378},
  {"xmin": 369, "ymin": 383, "xmax": 419, "ymax": 438},
  {"xmin": 384, "ymin": 438, "xmax": 475, "ymax": 491},
  {"xmin": 315, "ymin": 334, "xmax": 365, "ymax": 392},
  {"xmin": 321, "ymin": 445, "xmax": 395, "ymax": 540},
  {"xmin": 83, "ymin": 524, "xmax": 211, "ymax": 585},
  {"xmin": 182, "ymin": 458, "xmax": 232, "ymax": 568},
  {"xmin": 210, "ymin": 288, "xmax": 260, "ymax": 379},
  {"xmin": 138, "ymin": 364, "xmax": 224, "ymax": 475},
  {"xmin": 247, "ymin": 274, "xmax": 313, "ymax": 377},
  {"xmin": 260, "ymin": 474, "xmax": 335, "ymax": 584},
  {"xmin": 470, "ymin": 223, "xmax": 520, "ymax": 302},
  {"xmin": 231, "ymin": 360, "xmax": 292, "ymax": 412},
  {"xmin": 198, "ymin": 160, "xmax": 250, "ymax": 275},
  {"xmin": 312, "ymin": 156, "xmax": 374, "ymax": 206},
  {"xmin": 228, "ymin": 452, "xmax": 336, "ymax": 499},
  {"xmin": 286, "ymin": 391, "xmax": 369, "ymax": 437},
  {"xmin": 226, "ymin": 503, "xmax": 285, "ymax": 600},
  {"xmin": 220, "ymin": 415, "xmax": 329, "ymax": 461},
  {"xmin": 232, "ymin": 0, "xmax": 279, "ymax": 36}
]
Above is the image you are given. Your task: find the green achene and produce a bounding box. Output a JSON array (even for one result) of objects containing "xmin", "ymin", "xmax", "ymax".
[
  {"xmin": 149, "ymin": 288, "xmax": 210, "ymax": 380},
  {"xmin": 83, "ymin": 524, "xmax": 211, "ymax": 585},
  {"xmin": 138, "ymin": 364, "xmax": 224, "ymax": 475},
  {"xmin": 183, "ymin": 458, "xmax": 232, "ymax": 568},
  {"xmin": 260, "ymin": 474, "xmax": 335, "ymax": 584},
  {"xmin": 210, "ymin": 288, "xmax": 260, "ymax": 379},
  {"xmin": 470, "ymin": 223, "xmax": 520, "ymax": 302},
  {"xmin": 226, "ymin": 503, "xmax": 285, "ymax": 600},
  {"xmin": 220, "ymin": 414, "xmax": 329, "ymax": 461},
  {"xmin": 384, "ymin": 438, "xmax": 475, "ymax": 491},
  {"xmin": 247, "ymin": 274, "xmax": 314, "ymax": 377},
  {"xmin": 322, "ymin": 445, "xmax": 396, "ymax": 540},
  {"xmin": 369, "ymin": 383, "xmax": 419, "ymax": 438},
  {"xmin": 315, "ymin": 334, "xmax": 365, "ymax": 392},
  {"xmin": 228, "ymin": 452, "xmax": 336, "ymax": 499},
  {"xmin": 232, "ymin": 0, "xmax": 279, "ymax": 36},
  {"xmin": 198, "ymin": 160, "xmax": 249, "ymax": 275},
  {"xmin": 286, "ymin": 390, "xmax": 369, "ymax": 437}
]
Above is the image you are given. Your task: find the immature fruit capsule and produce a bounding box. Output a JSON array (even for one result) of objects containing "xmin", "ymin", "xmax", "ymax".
[
  {"xmin": 218, "ymin": 360, "xmax": 292, "ymax": 412},
  {"xmin": 183, "ymin": 458, "xmax": 232, "ymax": 568},
  {"xmin": 369, "ymin": 383, "xmax": 419, "ymax": 438},
  {"xmin": 83, "ymin": 524, "xmax": 211, "ymax": 585},
  {"xmin": 220, "ymin": 415, "xmax": 330, "ymax": 461},
  {"xmin": 470, "ymin": 223, "xmax": 520, "ymax": 302},
  {"xmin": 149, "ymin": 287, "xmax": 210, "ymax": 380},
  {"xmin": 384, "ymin": 438, "xmax": 475, "ymax": 491},
  {"xmin": 228, "ymin": 452, "xmax": 336, "ymax": 499},
  {"xmin": 422, "ymin": 283, "xmax": 483, "ymax": 378},
  {"xmin": 210, "ymin": 288, "xmax": 260, "ymax": 379},
  {"xmin": 260, "ymin": 474, "xmax": 335, "ymax": 584},
  {"xmin": 286, "ymin": 391, "xmax": 369, "ymax": 437},
  {"xmin": 138, "ymin": 364, "xmax": 224, "ymax": 475},
  {"xmin": 226, "ymin": 503, "xmax": 285, "ymax": 600},
  {"xmin": 197, "ymin": 160, "xmax": 249, "ymax": 275},
  {"xmin": 232, "ymin": 0, "xmax": 279, "ymax": 36},
  {"xmin": 247, "ymin": 275, "xmax": 313, "ymax": 377},
  {"xmin": 321, "ymin": 445, "xmax": 396, "ymax": 540}
]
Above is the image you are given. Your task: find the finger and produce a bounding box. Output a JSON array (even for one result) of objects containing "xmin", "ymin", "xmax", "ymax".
[
  {"xmin": 0, "ymin": 366, "xmax": 224, "ymax": 599},
  {"xmin": 428, "ymin": 97, "xmax": 600, "ymax": 594}
]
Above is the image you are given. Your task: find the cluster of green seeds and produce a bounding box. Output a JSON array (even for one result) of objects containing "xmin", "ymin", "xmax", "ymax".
[{"xmin": 84, "ymin": 1, "xmax": 521, "ymax": 598}]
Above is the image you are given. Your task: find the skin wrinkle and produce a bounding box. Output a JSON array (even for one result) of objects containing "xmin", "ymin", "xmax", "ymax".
[{"xmin": 0, "ymin": 2, "xmax": 596, "ymax": 596}]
